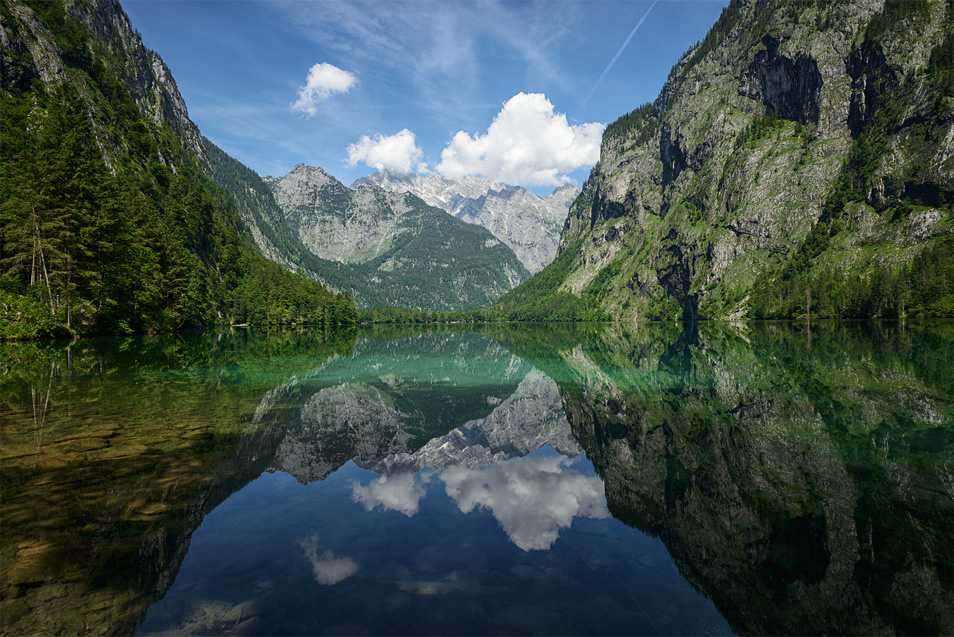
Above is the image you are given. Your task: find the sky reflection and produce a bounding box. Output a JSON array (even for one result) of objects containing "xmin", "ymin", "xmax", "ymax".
[
  {"xmin": 351, "ymin": 472, "xmax": 432, "ymax": 517},
  {"xmin": 441, "ymin": 454, "xmax": 609, "ymax": 551},
  {"xmin": 350, "ymin": 451, "xmax": 609, "ymax": 551}
]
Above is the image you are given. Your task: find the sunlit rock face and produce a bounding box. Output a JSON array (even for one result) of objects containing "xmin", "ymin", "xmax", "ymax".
[
  {"xmin": 354, "ymin": 171, "xmax": 579, "ymax": 273},
  {"xmin": 555, "ymin": 1, "xmax": 953, "ymax": 321},
  {"xmin": 514, "ymin": 321, "xmax": 953, "ymax": 636},
  {"xmin": 262, "ymin": 165, "xmax": 530, "ymax": 310}
]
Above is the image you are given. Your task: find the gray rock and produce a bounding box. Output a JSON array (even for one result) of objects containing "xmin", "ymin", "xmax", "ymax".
[{"xmin": 353, "ymin": 171, "xmax": 580, "ymax": 273}]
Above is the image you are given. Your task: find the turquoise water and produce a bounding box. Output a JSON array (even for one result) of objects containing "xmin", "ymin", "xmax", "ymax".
[{"xmin": 1, "ymin": 321, "xmax": 951, "ymax": 635}]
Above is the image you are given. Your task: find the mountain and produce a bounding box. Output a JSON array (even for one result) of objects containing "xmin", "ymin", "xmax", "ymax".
[
  {"xmin": 262, "ymin": 164, "xmax": 530, "ymax": 311},
  {"xmin": 353, "ymin": 171, "xmax": 579, "ymax": 273},
  {"xmin": 495, "ymin": 0, "xmax": 953, "ymax": 321},
  {"xmin": 0, "ymin": 0, "xmax": 358, "ymax": 337}
]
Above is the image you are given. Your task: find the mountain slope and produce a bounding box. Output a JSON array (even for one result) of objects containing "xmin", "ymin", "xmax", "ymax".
[
  {"xmin": 353, "ymin": 171, "xmax": 578, "ymax": 273},
  {"xmin": 263, "ymin": 165, "xmax": 530, "ymax": 311},
  {"xmin": 506, "ymin": 0, "xmax": 953, "ymax": 321},
  {"xmin": 0, "ymin": 0, "xmax": 357, "ymax": 337}
]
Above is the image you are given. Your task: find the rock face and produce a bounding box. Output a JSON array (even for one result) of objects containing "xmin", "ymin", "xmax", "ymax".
[
  {"xmin": 353, "ymin": 171, "xmax": 579, "ymax": 273},
  {"xmin": 268, "ymin": 166, "xmax": 414, "ymax": 264},
  {"xmin": 0, "ymin": 0, "xmax": 204, "ymax": 161},
  {"xmin": 263, "ymin": 165, "xmax": 530, "ymax": 310},
  {"xmin": 541, "ymin": 0, "xmax": 953, "ymax": 320}
]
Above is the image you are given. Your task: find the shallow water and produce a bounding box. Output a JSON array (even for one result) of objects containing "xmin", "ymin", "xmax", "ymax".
[{"xmin": 1, "ymin": 321, "xmax": 951, "ymax": 635}]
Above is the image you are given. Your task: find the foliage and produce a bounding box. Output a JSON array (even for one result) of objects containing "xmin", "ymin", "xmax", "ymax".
[
  {"xmin": 360, "ymin": 239, "xmax": 607, "ymax": 323},
  {"xmin": 603, "ymin": 103, "xmax": 658, "ymax": 147},
  {"xmin": 927, "ymin": 6, "xmax": 953, "ymax": 98},
  {"xmin": 864, "ymin": 0, "xmax": 931, "ymax": 42},
  {"xmin": 732, "ymin": 108, "xmax": 794, "ymax": 150},
  {"xmin": 0, "ymin": 0, "xmax": 357, "ymax": 338},
  {"xmin": 474, "ymin": 240, "xmax": 608, "ymax": 322},
  {"xmin": 750, "ymin": 233, "xmax": 954, "ymax": 319}
]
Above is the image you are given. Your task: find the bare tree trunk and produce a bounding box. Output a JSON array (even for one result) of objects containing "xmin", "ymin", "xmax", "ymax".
[{"xmin": 32, "ymin": 209, "xmax": 55, "ymax": 317}]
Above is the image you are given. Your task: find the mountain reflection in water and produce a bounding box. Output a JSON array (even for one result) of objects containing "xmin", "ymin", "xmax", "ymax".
[{"xmin": 0, "ymin": 321, "xmax": 950, "ymax": 635}]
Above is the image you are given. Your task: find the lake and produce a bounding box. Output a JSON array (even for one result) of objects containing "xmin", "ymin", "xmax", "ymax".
[{"xmin": 1, "ymin": 321, "xmax": 951, "ymax": 635}]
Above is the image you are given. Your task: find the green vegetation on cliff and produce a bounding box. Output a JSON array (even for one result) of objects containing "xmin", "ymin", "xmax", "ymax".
[
  {"xmin": 509, "ymin": 0, "xmax": 953, "ymax": 322},
  {"xmin": 0, "ymin": 0, "xmax": 357, "ymax": 338}
]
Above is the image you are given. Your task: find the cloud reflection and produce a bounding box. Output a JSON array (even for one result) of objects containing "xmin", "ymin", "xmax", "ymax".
[
  {"xmin": 351, "ymin": 472, "xmax": 431, "ymax": 517},
  {"xmin": 298, "ymin": 534, "xmax": 358, "ymax": 585},
  {"xmin": 441, "ymin": 454, "xmax": 609, "ymax": 551}
]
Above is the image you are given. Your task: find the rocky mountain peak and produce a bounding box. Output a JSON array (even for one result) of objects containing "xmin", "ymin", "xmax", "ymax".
[
  {"xmin": 354, "ymin": 170, "xmax": 580, "ymax": 273},
  {"xmin": 262, "ymin": 164, "xmax": 529, "ymax": 310}
]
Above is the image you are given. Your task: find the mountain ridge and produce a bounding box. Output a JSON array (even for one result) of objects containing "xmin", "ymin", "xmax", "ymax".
[
  {"xmin": 261, "ymin": 164, "xmax": 530, "ymax": 311},
  {"xmin": 353, "ymin": 170, "xmax": 578, "ymax": 273}
]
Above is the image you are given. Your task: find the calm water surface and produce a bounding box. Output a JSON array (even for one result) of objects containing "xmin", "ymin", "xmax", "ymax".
[{"xmin": 1, "ymin": 321, "xmax": 951, "ymax": 635}]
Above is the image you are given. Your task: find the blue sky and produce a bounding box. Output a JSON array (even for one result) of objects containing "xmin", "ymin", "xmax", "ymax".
[{"xmin": 123, "ymin": 0, "xmax": 728, "ymax": 194}]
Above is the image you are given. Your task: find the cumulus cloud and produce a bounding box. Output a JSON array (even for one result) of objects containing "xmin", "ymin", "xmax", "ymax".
[
  {"xmin": 347, "ymin": 129, "xmax": 425, "ymax": 175},
  {"xmin": 351, "ymin": 472, "xmax": 431, "ymax": 517},
  {"xmin": 440, "ymin": 454, "xmax": 609, "ymax": 551},
  {"xmin": 291, "ymin": 63, "xmax": 357, "ymax": 116},
  {"xmin": 436, "ymin": 93, "xmax": 604, "ymax": 187},
  {"xmin": 298, "ymin": 534, "xmax": 358, "ymax": 585}
]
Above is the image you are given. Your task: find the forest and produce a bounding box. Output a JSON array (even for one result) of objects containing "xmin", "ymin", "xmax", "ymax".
[{"xmin": 0, "ymin": 1, "xmax": 357, "ymax": 339}]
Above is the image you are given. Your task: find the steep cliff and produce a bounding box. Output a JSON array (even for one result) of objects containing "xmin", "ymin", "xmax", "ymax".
[
  {"xmin": 0, "ymin": 0, "xmax": 357, "ymax": 336},
  {"xmin": 518, "ymin": 0, "xmax": 953, "ymax": 320},
  {"xmin": 353, "ymin": 171, "xmax": 578, "ymax": 273},
  {"xmin": 263, "ymin": 165, "xmax": 530, "ymax": 311}
]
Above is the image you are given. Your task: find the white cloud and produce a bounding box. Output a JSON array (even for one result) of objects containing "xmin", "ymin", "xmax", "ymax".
[
  {"xmin": 436, "ymin": 93, "xmax": 604, "ymax": 187},
  {"xmin": 347, "ymin": 129, "xmax": 425, "ymax": 175},
  {"xmin": 298, "ymin": 534, "xmax": 358, "ymax": 585},
  {"xmin": 291, "ymin": 63, "xmax": 357, "ymax": 116},
  {"xmin": 351, "ymin": 472, "xmax": 431, "ymax": 517},
  {"xmin": 440, "ymin": 454, "xmax": 609, "ymax": 551}
]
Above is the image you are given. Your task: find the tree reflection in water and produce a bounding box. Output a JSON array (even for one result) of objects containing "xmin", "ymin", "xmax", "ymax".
[{"xmin": 1, "ymin": 321, "xmax": 950, "ymax": 635}]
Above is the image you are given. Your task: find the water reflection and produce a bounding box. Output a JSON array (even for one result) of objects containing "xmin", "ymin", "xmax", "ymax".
[
  {"xmin": 440, "ymin": 454, "xmax": 609, "ymax": 551},
  {"xmin": 496, "ymin": 320, "xmax": 953, "ymax": 636},
  {"xmin": 358, "ymin": 368, "xmax": 581, "ymax": 474},
  {"xmin": 352, "ymin": 472, "xmax": 431, "ymax": 517},
  {"xmin": 298, "ymin": 534, "xmax": 359, "ymax": 586},
  {"xmin": 1, "ymin": 321, "xmax": 950, "ymax": 635},
  {"xmin": 254, "ymin": 332, "xmax": 533, "ymax": 483},
  {"xmin": 348, "ymin": 453, "xmax": 608, "ymax": 552},
  {"xmin": 0, "ymin": 328, "xmax": 360, "ymax": 635}
]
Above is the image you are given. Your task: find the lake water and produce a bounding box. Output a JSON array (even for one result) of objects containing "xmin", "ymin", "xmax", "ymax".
[{"xmin": 1, "ymin": 321, "xmax": 951, "ymax": 635}]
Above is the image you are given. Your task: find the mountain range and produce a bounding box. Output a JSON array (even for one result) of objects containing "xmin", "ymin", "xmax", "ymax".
[
  {"xmin": 352, "ymin": 171, "xmax": 579, "ymax": 274},
  {"xmin": 1, "ymin": 0, "xmax": 951, "ymax": 337},
  {"xmin": 0, "ymin": 0, "xmax": 546, "ymax": 331},
  {"xmin": 260, "ymin": 164, "xmax": 529, "ymax": 311}
]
